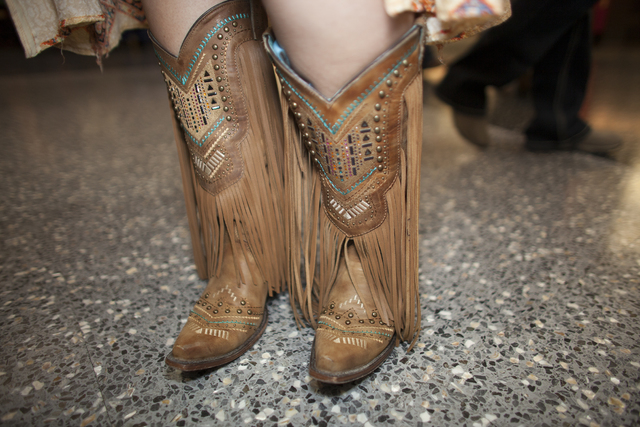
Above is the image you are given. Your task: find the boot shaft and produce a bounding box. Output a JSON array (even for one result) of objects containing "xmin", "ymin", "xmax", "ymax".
[
  {"xmin": 151, "ymin": 0, "xmax": 268, "ymax": 197},
  {"xmin": 264, "ymin": 26, "xmax": 423, "ymax": 237}
]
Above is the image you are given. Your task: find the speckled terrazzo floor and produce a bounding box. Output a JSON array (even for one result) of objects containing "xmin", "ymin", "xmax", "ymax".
[{"xmin": 1, "ymin": 39, "xmax": 640, "ymax": 427}]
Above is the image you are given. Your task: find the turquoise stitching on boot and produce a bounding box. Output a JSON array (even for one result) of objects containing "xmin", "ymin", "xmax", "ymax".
[
  {"xmin": 182, "ymin": 117, "xmax": 226, "ymax": 147},
  {"xmin": 315, "ymin": 159, "xmax": 376, "ymax": 195},
  {"xmin": 191, "ymin": 310, "xmax": 258, "ymax": 327},
  {"xmin": 155, "ymin": 14, "xmax": 249, "ymax": 85},
  {"xmin": 276, "ymin": 42, "xmax": 417, "ymax": 135},
  {"xmin": 318, "ymin": 321, "xmax": 393, "ymax": 338}
]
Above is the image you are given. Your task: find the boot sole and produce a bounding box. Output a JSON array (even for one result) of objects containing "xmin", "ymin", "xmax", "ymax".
[
  {"xmin": 308, "ymin": 334, "xmax": 396, "ymax": 384},
  {"xmin": 164, "ymin": 308, "xmax": 268, "ymax": 371}
]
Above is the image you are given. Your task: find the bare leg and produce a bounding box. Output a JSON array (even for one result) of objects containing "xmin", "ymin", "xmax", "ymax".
[
  {"xmin": 262, "ymin": 0, "xmax": 414, "ymax": 98},
  {"xmin": 141, "ymin": 0, "xmax": 226, "ymax": 56}
]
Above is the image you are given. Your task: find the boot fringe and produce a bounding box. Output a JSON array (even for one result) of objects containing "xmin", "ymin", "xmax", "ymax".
[
  {"xmin": 284, "ymin": 76, "xmax": 423, "ymax": 347},
  {"xmin": 174, "ymin": 39, "xmax": 286, "ymax": 295}
]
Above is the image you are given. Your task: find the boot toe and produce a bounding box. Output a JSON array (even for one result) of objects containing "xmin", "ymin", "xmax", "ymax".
[
  {"xmin": 314, "ymin": 343, "xmax": 377, "ymax": 374},
  {"xmin": 171, "ymin": 327, "xmax": 238, "ymax": 362},
  {"xmin": 311, "ymin": 328, "xmax": 393, "ymax": 379},
  {"xmin": 166, "ymin": 312, "xmax": 262, "ymax": 371}
]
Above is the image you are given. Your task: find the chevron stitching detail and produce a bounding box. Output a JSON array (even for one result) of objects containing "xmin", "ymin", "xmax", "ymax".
[
  {"xmin": 194, "ymin": 150, "xmax": 226, "ymax": 177},
  {"xmin": 329, "ymin": 199, "xmax": 371, "ymax": 220},
  {"xmin": 194, "ymin": 328, "xmax": 230, "ymax": 340},
  {"xmin": 340, "ymin": 294, "xmax": 365, "ymax": 310},
  {"xmin": 190, "ymin": 311, "xmax": 257, "ymax": 326},
  {"xmin": 316, "ymin": 159, "xmax": 377, "ymax": 196},
  {"xmin": 333, "ymin": 336, "xmax": 367, "ymax": 349}
]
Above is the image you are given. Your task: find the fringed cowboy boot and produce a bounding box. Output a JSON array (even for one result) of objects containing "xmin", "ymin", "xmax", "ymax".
[
  {"xmin": 152, "ymin": 0, "xmax": 286, "ymax": 371},
  {"xmin": 265, "ymin": 25, "xmax": 423, "ymax": 383}
]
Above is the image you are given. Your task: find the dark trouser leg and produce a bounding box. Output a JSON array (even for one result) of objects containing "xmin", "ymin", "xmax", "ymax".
[
  {"xmin": 525, "ymin": 12, "xmax": 592, "ymax": 149},
  {"xmin": 435, "ymin": 0, "xmax": 598, "ymax": 116}
]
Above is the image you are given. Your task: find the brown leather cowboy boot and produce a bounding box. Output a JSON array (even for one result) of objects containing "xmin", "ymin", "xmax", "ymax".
[
  {"xmin": 265, "ymin": 24, "xmax": 423, "ymax": 383},
  {"xmin": 152, "ymin": 0, "xmax": 286, "ymax": 371}
]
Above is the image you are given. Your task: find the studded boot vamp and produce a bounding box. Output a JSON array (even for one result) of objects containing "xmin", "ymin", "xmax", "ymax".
[{"xmin": 310, "ymin": 246, "xmax": 395, "ymax": 382}]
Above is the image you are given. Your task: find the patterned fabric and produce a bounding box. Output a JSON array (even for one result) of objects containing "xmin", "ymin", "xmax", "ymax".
[
  {"xmin": 385, "ymin": 0, "xmax": 511, "ymax": 44},
  {"xmin": 6, "ymin": 0, "xmax": 146, "ymax": 59},
  {"xmin": 7, "ymin": 0, "xmax": 510, "ymax": 59}
]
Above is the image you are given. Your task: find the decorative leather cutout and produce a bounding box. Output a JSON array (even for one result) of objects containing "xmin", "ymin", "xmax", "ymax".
[
  {"xmin": 266, "ymin": 27, "xmax": 422, "ymax": 236},
  {"xmin": 153, "ymin": 2, "xmax": 256, "ymax": 197},
  {"xmin": 165, "ymin": 62, "xmax": 224, "ymax": 144}
]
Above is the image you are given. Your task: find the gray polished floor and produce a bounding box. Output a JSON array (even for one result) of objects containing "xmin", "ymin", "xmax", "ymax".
[{"xmin": 1, "ymin": 33, "xmax": 639, "ymax": 427}]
